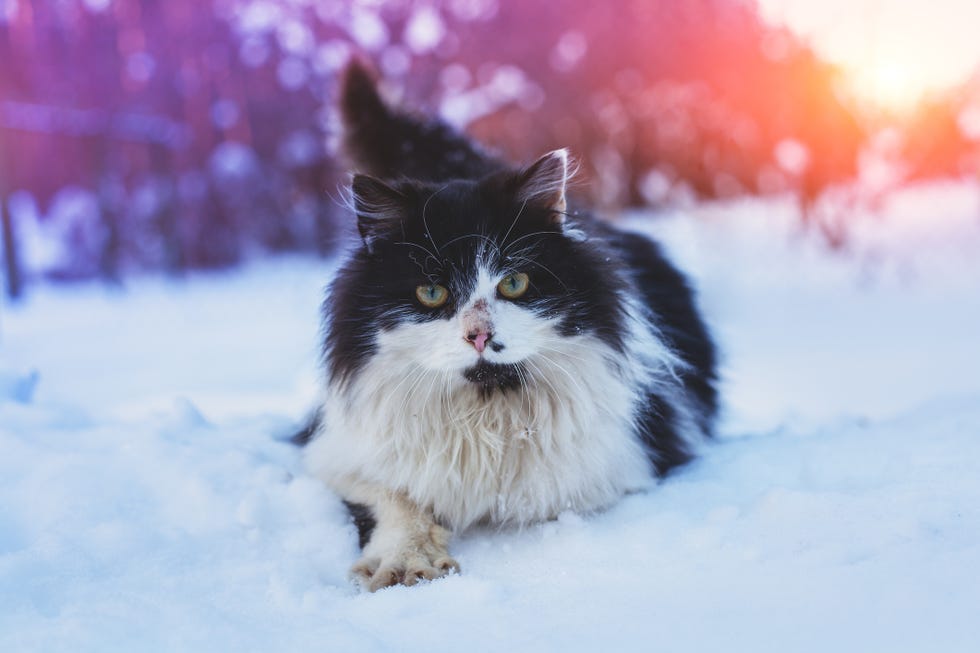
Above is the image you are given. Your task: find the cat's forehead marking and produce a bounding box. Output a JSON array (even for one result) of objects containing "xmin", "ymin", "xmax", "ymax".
[{"xmin": 463, "ymin": 266, "xmax": 499, "ymax": 307}]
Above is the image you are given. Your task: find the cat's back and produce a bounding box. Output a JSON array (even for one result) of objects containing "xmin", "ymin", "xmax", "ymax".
[
  {"xmin": 594, "ymin": 218, "xmax": 718, "ymax": 436},
  {"xmin": 338, "ymin": 61, "xmax": 503, "ymax": 182}
]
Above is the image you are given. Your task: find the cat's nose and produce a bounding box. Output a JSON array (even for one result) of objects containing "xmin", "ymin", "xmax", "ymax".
[{"xmin": 465, "ymin": 329, "xmax": 493, "ymax": 353}]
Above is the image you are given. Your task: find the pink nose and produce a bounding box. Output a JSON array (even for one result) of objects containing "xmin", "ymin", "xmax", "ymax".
[{"xmin": 465, "ymin": 330, "xmax": 492, "ymax": 353}]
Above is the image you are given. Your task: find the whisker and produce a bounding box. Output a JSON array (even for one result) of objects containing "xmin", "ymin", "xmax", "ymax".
[
  {"xmin": 506, "ymin": 255, "xmax": 569, "ymax": 290},
  {"xmin": 502, "ymin": 229, "xmax": 561, "ymax": 254},
  {"xmin": 398, "ymin": 366, "xmax": 432, "ymax": 417},
  {"xmin": 440, "ymin": 232, "xmax": 499, "ymax": 251},
  {"xmin": 385, "ymin": 362, "xmax": 425, "ymax": 398},
  {"xmin": 393, "ymin": 240, "xmax": 441, "ymax": 265},
  {"xmin": 524, "ymin": 359, "xmax": 569, "ymax": 440},
  {"xmin": 534, "ymin": 352, "xmax": 590, "ymax": 400},
  {"xmin": 443, "ymin": 369, "xmax": 462, "ymax": 429},
  {"xmin": 500, "ymin": 199, "xmax": 529, "ymax": 250},
  {"xmin": 421, "ymin": 182, "xmax": 453, "ymax": 255},
  {"xmin": 421, "ymin": 367, "xmax": 444, "ymax": 420},
  {"xmin": 532, "ymin": 343, "xmax": 594, "ymax": 366},
  {"xmin": 514, "ymin": 363, "xmax": 532, "ymax": 419}
]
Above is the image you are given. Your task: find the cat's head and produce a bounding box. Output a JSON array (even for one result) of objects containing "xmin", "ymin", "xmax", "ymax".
[{"xmin": 327, "ymin": 150, "xmax": 627, "ymax": 394}]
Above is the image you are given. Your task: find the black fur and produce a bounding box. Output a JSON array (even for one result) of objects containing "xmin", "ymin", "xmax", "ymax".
[
  {"xmin": 343, "ymin": 501, "xmax": 377, "ymax": 549},
  {"xmin": 289, "ymin": 408, "xmax": 322, "ymax": 447},
  {"xmin": 324, "ymin": 60, "xmax": 717, "ymax": 476},
  {"xmin": 338, "ymin": 61, "xmax": 503, "ymax": 182},
  {"xmin": 610, "ymin": 231, "xmax": 718, "ymax": 429},
  {"xmin": 325, "ymin": 174, "xmax": 631, "ymax": 386},
  {"xmin": 463, "ymin": 361, "xmax": 525, "ymax": 396}
]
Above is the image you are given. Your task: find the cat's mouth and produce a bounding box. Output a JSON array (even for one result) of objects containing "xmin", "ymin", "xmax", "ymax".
[{"xmin": 462, "ymin": 360, "xmax": 525, "ymax": 396}]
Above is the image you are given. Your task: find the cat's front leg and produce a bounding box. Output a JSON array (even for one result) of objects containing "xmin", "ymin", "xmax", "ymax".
[{"xmin": 345, "ymin": 485, "xmax": 459, "ymax": 591}]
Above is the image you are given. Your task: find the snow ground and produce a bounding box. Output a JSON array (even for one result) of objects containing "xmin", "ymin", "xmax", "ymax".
[{"xmin": 2, "ymin": 184, "xmax": 980, "ymax": 652}]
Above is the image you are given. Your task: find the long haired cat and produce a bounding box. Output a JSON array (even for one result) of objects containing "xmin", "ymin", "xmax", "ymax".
[{"xmin": 301, "ymin": 61, "xmax": 717, "ymax": 591}]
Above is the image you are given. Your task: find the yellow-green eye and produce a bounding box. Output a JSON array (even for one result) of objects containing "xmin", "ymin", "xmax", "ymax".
[
  {"xmin": 415, "ymin": 284, "xmax": 449, "ymax": 308},
  {"xmin": 497, "ymin": 272, "xmax": 529, "ymax": 299}
]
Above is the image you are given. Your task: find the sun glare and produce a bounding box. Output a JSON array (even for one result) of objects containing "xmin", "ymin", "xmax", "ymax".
[
  {"xmin": 850, "ymin": 60, "xmax": 925, "ymax": 112},
  {"xmin": 758, "ymin": 0, "xmax": 980, "ymax": 112}
]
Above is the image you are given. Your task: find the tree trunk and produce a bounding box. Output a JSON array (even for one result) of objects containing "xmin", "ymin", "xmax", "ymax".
[
  {"xmin": 151, "ymin": 144, "xmax": 184, "ymax": 275},
  {"xmin": 1, "ymin": 191, "xmax": 22, "ymax": 301}
]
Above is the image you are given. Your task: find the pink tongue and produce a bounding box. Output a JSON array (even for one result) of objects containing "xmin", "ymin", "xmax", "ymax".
[{"xmin": 473, "ymin": 332, "xmax": 489, "ymax": 353}]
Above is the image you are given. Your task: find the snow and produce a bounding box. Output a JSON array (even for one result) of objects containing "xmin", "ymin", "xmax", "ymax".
[
  {"xmin": 210, "ymin": 99, "xmax": 241, "ymax": 130},
  {"xmin": 276, "ymin": 20, "xmax": 315, "ymax": 57},
  {"xmin": 550, "ymin": 30, "xmax": 588, "ymax": 73},
  {"xmin": 774, "ymin": 138, "xmax": 810, "ymax": 175},
  {"xmin": 276, "ymin": 57, "xmax": 309, "ymax": 91},
  {"xmin": 237, "ymin": 1, "xmax": 283, "ymax": 35},
  {"xmin": 313, "ymin": 39, "xmax": 352, "ymax": 75},
  {"xmin": 210, "ymin": 141, "xmax": 260, "ymax": 179},
  {"xmin": 2, "ymin": 183, "xmax": 980, "ymax": 651},
  {"xmin": 440, "ymin": 66, "xmax": 534, "ymax": 128},
  {"xmin": 125, "ymin": 51, "xmax": 156, "ymax": 84},
  {"xmin": 347, "ymin": 7, "xmax": 389, "ymax": 52},
  {"xmin": 379, "ymin": 45, "xmax": 412, "ymax": 78},
  {"xmin": 404, "ymin": 6, "xmax": 446, "ymax": 54},
  {"xmin": 0, "ymin": 366, "xmax": 38, "ymax": 404}
]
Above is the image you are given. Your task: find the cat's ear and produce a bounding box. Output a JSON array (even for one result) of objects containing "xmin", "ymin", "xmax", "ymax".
[
  {"xmin": 515, "ymin": 149, "xmax": 573, "ymax": 226},
  {"xmin": 350, "ymin": 174, "xmax": 409, "ymax": 252}
]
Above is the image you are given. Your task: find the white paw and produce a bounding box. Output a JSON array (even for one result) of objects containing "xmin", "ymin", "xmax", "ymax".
[{"xmin": 350, "ymin": 525, "xmax": 459, "ymax": 592}]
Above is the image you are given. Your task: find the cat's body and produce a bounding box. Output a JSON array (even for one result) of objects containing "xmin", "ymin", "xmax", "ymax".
[{"xmin": 304, "ymin": 62, "xmax": 717, "ymax": 590}]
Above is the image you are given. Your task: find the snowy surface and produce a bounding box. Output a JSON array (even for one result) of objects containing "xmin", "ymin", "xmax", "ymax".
[{"xmin": 2, "ymin": 184, "xmax": 980, "ymax": 652}]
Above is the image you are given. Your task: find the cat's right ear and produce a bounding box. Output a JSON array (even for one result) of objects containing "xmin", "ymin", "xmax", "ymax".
[
  {"xmin": 350, "ymin": 174, "xmax": 408, "ymax": 252},
  {"xmin": 514, "ymin": 149, "xmax": 574, "ymax": 226}
]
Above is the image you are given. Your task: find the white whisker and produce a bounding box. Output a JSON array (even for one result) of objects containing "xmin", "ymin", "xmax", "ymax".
[
  {"xmin": 506, "ymin": 254, "xmax": 570, "ymax": 289},
  {"xmin": 500, "ymin": 199, "xmax": 529, "ymax": 250},
  {"xmin": 421, "ymin": 182, "xmax": 453, "ymax": 255},
  {"xmin": 502, "ymin": 229, "xmax": 561, "ymax": 254}
]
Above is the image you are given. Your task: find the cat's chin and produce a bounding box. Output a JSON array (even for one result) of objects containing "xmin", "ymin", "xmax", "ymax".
[{"xmin": 462, "ymin": 360, "xmax": 525, "ymax": 396}]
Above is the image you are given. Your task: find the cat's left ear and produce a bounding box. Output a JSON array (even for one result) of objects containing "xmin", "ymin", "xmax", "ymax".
[{"xmin": 515, "ymin": 149, "xmax": 573, "ymax": 226}]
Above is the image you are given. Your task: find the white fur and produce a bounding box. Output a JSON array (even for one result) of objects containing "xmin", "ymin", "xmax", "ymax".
[
  {"xmin": 347, "ymin": 489, "xmax": 457, "ymax": 591},
  {"xmin": 306, "ymin": 262, "xmax": 701, "ymax": 532}
]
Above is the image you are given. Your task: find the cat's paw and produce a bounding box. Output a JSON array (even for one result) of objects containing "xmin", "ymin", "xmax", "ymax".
[
  {"xmin": 351, "ymin": 552, "xmax": 459, "ymax": 591},
  {"xmin": 350, "ymin": 525, "xmax": 460, "ymax": 592}
]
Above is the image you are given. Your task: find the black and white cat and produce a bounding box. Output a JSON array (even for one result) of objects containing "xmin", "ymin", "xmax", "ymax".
[{"xmin": 302, "ymin": 61, "xmax": 717, "ymax": 591}]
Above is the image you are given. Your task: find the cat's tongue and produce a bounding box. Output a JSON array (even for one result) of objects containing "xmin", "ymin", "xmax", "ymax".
[{"xmin": 473, "ymin": 333, "xmax": 490, "ymax": 353}]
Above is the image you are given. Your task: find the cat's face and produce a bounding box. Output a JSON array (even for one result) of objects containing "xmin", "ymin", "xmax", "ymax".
[{"xmin": 327, "ymin": 151, "xmax": 626, "ymax": 393}]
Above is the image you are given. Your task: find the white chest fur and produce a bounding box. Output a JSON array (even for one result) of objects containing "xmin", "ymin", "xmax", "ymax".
[{"xmin": 306, "ymin": 331, "xmax": 658, "ymax": 530}]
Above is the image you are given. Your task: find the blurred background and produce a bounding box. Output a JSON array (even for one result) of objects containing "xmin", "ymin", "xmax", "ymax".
[{"xmin": 1, "ymin": 0, "xmax": 978, "ymax": 300}]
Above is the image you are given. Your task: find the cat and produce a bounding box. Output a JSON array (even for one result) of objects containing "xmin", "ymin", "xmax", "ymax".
[{"xmin": 300, "ymin": 60, "xmax": 717, "ymax": 592}]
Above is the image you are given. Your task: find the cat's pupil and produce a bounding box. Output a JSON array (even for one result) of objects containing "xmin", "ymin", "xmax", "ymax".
[{"xmin": 415, "ymin": 283, "xmax": 449, "ymax": 307}]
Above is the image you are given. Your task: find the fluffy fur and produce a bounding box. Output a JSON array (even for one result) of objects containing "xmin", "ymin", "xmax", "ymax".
[{"xmin": 303, "ymin": 61, "xmax": 717, "ymax": 591}]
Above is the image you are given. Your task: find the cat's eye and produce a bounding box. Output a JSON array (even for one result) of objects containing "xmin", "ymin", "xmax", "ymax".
[
  {"xmin": 497, "ymin": 272, "xmax": 530, "ymax": 299},
  {"xmin": 415, "ymin": 284, "xmax": 449, "ymax": 308}
]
